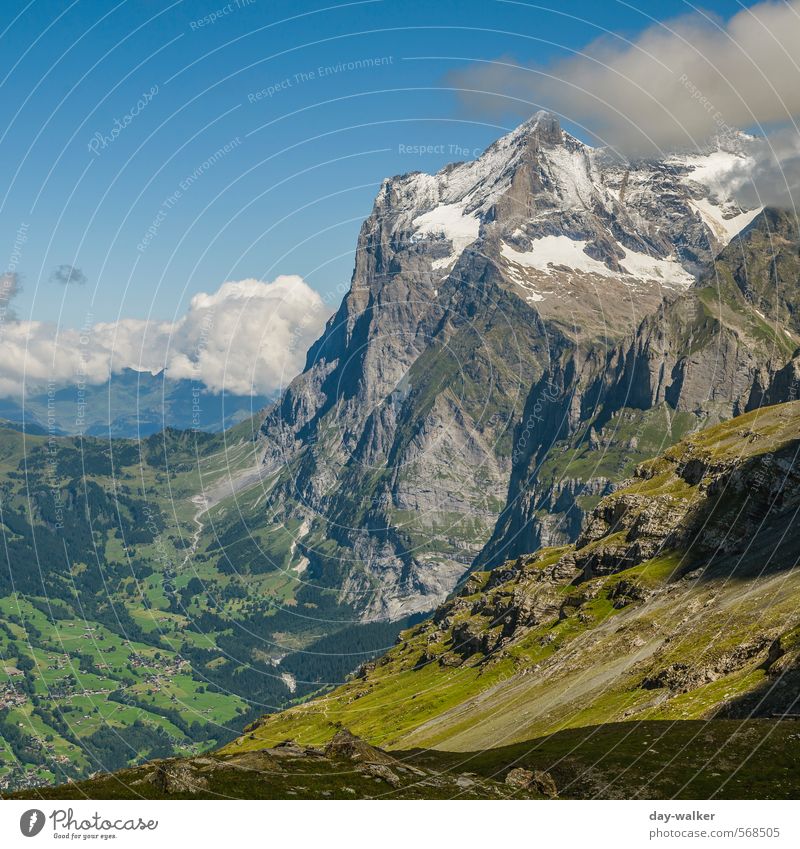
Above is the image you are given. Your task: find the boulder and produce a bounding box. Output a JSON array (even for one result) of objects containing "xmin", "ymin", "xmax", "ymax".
[
  {"xmin": 147, "ymin": 763, "xmax": 209, "ymax": 795},
  {"xmin": 505, "ymin": 767, "xmax": 558, "ymax": 797},
  {"xmin": 505, "ymin": 767, "xmax": 534, "ymax": 788},
  {"xmin": 324, "ymin": 729, "xmax": 396, "ymax": 764}
]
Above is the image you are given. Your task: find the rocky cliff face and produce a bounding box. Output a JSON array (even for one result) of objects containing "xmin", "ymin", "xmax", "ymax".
[
  {"xmin": 761, "ymin": 352, "xmax": 800, "ymax": 406},
  {"xmin": 481, "ymin": 208, "xmax": 800, "ymax": 566},
  {"xmin": 257, "ymin": 112, "xmax": 768, "ymax": 619}
]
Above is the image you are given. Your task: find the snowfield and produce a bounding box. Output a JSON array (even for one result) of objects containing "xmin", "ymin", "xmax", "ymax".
[
  {"xmin": 412, "ymin": 202, "xmax": 480, "ymax": 268},
  {"xmin": 501, "ymin": 236, "xmax": 693, "ymax": 290}
]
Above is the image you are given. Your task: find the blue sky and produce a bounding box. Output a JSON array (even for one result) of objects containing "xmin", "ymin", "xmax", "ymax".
[{"xmin": 2, "ymin": 0, "xmax": 754, "ymax": 328}]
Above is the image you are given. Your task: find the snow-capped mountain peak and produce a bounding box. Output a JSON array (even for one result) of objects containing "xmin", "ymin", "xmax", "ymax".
[{"xmin": 370, "ymin": 112, "xmax": 761, "ymax": 315}]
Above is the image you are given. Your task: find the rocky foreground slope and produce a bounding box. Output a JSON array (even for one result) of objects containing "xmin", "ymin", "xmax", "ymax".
[
  {"xmin": 11, "ymin": 721, "xmax": 799, "ymax": 800},
  {"xmin": 11, "ymin": 729, "xmax": 543, "ymax": 800},
  {"xmin": 236, "ymin": 401, "xmax": 800, "ymax": 754}
]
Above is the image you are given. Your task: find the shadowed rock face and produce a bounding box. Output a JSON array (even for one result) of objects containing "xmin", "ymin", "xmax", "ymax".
[
  {"xmin": 760, "ymin": 353, "xmax": 800, "ymax": 407},
  {"xmin": 254, "ymin": 112, "xmax": 778, "ymax": 620}
]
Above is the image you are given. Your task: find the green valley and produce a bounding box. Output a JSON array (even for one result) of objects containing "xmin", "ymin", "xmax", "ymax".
[
  {"xmin": 12, "ymin": 399, "xmax": 800, "ymax": 800},
  {"xmin": 0, "ymin": 418, "xmax": 416, "ymax": 791}
]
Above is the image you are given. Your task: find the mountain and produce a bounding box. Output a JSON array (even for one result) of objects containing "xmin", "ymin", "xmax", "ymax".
[
  {"xmin": 0, "ymin": 369, "xmax": 273, "ymax": 437},
  {"xmin": 20, "ymin": 400, "xmax": 800, "ymax": 800},
  {"xmin": 254, "ymin": 112, "xmax": 767, "ymax": 619}
]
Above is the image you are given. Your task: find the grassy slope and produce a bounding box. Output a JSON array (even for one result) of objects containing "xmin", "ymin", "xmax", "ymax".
[{"xmin": 228, "ymin": 402, "xmax": 800, "ymax": 755}]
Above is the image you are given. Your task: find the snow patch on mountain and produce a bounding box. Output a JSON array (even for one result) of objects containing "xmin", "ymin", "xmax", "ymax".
[
  {"xmin": 669, "ymin": 148, "xmax": 763, "ymax": 244},
  {"xmin": 502, "ymin": 237, "xmax": 614, "ymax": 277},
  {"xmin": 618, "ymin": 246, "xmax": 694, "ymax": 288},
  {"xmin": 689, "ymin": 198, "xmax": 762, "ymax": 245},
  {"xmin": 501, "ymin": 237, "xmax": 693, "ymax": 290},
  {"xmin": 412, "ymin": 202, "xmax": 480, "ymax": 268},
  {"xmin": 542, "ymin": 144, "xmax": 601, "ymax": 209}
]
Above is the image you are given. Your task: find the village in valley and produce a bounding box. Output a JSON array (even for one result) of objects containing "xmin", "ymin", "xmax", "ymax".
[{"xmin": 0, "ymin": 596, "xmax": 247, "ymax": 791}]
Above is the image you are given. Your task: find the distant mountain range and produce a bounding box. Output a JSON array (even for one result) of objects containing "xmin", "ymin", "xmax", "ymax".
[{"xmin": 0, "ymin": 369, "xmax": 274, "ymax": 437}]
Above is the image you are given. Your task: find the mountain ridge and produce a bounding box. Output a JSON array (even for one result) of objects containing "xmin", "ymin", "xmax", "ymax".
[
  {"xmin": 480, "ymin": 205, "xmax": 800, "ymax": 565},
  {"xmin": 0, "ymin": 368, "xmax": 273, "ymax": 438},
  {"xmin": 252, "ymin": 111, "xmax": 775, "ymax": 620}
]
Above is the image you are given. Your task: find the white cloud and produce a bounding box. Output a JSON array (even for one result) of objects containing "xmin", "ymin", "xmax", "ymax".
[
  {"xmin": 0, "ymin": 275, "xmax": 333, "ymax": 400},
  {"xmin": 162, "ymin": 275, "xmax": 334, "ymax": 395},
  {"xmin": 721, "ymin": 127, "xmax": 800, "ymax": 208},
  {"xmin": 447, "ymin": 1, "xmax": 800, "ymax": 157}
]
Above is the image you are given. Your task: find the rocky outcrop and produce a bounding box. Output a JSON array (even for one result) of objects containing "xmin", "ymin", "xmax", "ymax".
[
  {"xmin": 505, "ymin": 767, "xmax": 558, "ymax": 797},
  {"xmin": 641, "ymin": 638, "xmax": 773, "ymax": 693},
  {"xmin": 569, "ymin": 414, "xmax": 800, "ymax": 581},
  {"xmin": 323, "ymin": 729, "xmax": 397, "ymax": 765},
  {"xmin": 719, "ymin": 626, "xmax": 800, "ymax": 719},
  {"xmin": 146, "ymin": 763, "xmax": 210, "ymax": 795}
]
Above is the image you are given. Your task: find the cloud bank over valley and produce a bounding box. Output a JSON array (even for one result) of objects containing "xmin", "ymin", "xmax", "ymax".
[{"xmin": 0, "ymin": 275, "xmax": 332, "ymax": 400}]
